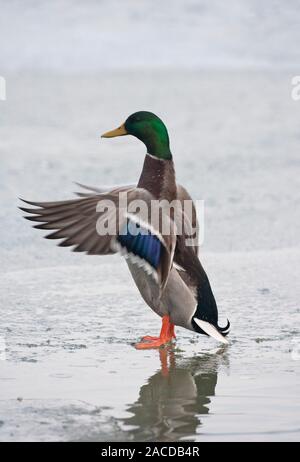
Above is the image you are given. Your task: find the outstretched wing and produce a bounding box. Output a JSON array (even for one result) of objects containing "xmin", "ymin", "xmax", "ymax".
[
  {"xmin": 20, "ymin": 188, "xmax": 176, "ymax": 291},
  {"xmin": 74, "ymin": 182, "xmax": 135, "ymax": 198},
  {"xmin": 20, "ymin": 194, "xmax": 117, "ymax": 255}
]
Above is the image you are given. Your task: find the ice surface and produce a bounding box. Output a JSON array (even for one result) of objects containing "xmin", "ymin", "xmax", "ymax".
[{"xmin": 0, "ymin": 250, "xmax": 299, "ymax": 441}]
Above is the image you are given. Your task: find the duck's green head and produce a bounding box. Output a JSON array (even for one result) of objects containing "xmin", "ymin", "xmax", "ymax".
[{"xmin": 101, "ymin": 111, "xmax": 172, "ymax": 160}]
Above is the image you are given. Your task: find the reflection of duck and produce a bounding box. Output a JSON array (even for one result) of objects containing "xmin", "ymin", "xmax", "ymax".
[{"xmin": 122, "ymin": 348, "xmax": 228, "ymax": 441}]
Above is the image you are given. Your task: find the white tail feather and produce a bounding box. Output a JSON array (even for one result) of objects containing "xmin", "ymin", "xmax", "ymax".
[{"xmin": 194, "ymin": 318, "xmax": 229, "ymax": 344}]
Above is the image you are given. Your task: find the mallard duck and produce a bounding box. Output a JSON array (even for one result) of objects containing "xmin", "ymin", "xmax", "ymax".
[{"xmin": 20, "ymin": 111, "xmax": 230, "ymax": 349}]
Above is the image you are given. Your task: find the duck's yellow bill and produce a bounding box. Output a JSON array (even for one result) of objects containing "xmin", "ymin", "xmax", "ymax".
[{"xmin": 101, "ymin": 123, "xmax": 128, "ymax": 138}]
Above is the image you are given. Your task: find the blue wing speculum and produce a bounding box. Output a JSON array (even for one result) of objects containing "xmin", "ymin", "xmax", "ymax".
[{"xmin": 115, "ymin": 218, "xmax": 162, "ymax": 276}]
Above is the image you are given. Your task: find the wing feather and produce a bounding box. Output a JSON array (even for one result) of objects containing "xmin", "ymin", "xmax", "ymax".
[{"xmin": 20, "ymin": 187, "xmax": 176, "ymax": 290}]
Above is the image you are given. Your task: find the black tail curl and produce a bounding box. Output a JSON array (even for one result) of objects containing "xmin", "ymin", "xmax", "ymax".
[
  {"xmin": 192, "ymin": 277, "xmax": 230, "ymax": 337},
  {"xmin": 218, "ymin": 319, "xmax": 230, "ymax": 336}
]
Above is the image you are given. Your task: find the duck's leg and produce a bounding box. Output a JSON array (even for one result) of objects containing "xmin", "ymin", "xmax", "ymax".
[
  {"xmin": 140, "ymin": 317, "xmax": 176, "ymax": 342},
  {"xmin": 135, "ymin": 315, "xmax": 176, "ymax": 349}
]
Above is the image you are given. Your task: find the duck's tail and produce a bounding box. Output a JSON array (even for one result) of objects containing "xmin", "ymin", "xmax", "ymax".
[
  {"xmin": 173, "ymin": 245, "xmax": 230, "ymax": 344},
  {"xmin": 192, "ymin": 276, "xmax": 230, "ymax": 344}
]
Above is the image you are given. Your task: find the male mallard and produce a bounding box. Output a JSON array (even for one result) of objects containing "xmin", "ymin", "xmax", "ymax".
[{"xmin": 20, "ymin": 111, "xmax": 230, "ymax": 348}]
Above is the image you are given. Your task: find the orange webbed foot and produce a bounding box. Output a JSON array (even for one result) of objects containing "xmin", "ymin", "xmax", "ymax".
[
  {"xmin": 135, "ymin": 337, "xmax": 172, "ymax": 349},
  {"xmin": 141, "ymin": 335, "xmax": 160, "ymax": 341},
  {"xmin": 135, "ymin": 315, "xmax": 176, "ymax": 350}
]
